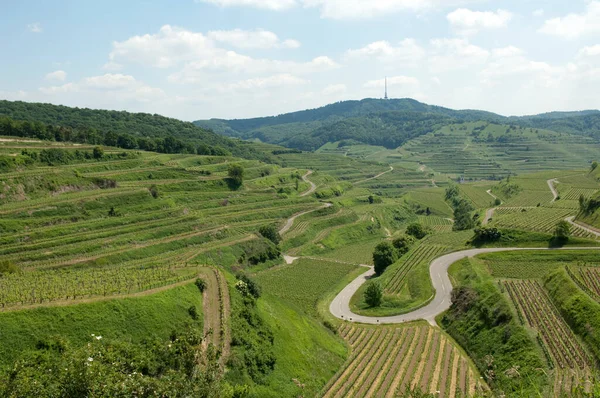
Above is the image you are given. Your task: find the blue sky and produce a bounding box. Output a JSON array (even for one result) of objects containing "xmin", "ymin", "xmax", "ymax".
[{"xmin": 1, "ymin": 0, "xmax": 600, "ymax": 120}]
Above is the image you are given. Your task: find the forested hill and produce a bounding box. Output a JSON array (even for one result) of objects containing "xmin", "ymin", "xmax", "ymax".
[
  {"xmin": 0, "ymin": 100, "xmax": 267, "ymax": 160},
  {"xmin": 194, "ymin": 98, "xmax": 600, "ymax": 151}
]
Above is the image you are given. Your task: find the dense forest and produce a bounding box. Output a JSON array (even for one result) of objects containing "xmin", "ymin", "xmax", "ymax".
[
  {"xmin": 0, "ymin": 101, "xmax": 269, "ymax": 160},
  {"xmin": 195, "ymin": 98, "xmax": 600, "ymax": 150}
]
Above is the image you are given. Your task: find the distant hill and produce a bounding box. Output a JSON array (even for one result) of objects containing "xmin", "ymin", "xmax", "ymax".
[
  {"xmin": 194, "ymin": 98, "xmax": 600, "ymax": 151},
  {"xmin": 0, "ymin": 100, "xmax": 267, "ymax": 160}
]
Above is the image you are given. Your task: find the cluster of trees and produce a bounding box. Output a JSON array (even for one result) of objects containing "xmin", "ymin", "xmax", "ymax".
[
  {"xmin": 0, "ymin": 101, "xmax": 269, "ymax": 160},
  {"xmin": 372, "ymin": 233, "xmax": 417, "ymax": 276},
  {"xmin": 445, "ymin": 185, "xmax": 477, "ymax": 231},
  {"xmin": 579, "ymin": 194, "xmax": 600, "ymax": 215},
  {"xmin": 0, "ymin": 147, "xmax": 136, "ymax": 171}
]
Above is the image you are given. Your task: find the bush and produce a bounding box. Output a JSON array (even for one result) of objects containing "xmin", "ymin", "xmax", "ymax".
[
  {"xmin": 149, "ymin": 184, "xmax": 160, "ymax": 199},
  {"xmin": 364, "ymin": 282, "xmax": 383, "ymax": 307},
  {"xmin": 406, "ymin": 223, "xmax": 428, "ymax": 239},
  {"xmin": 236, "ymin": 273, "xmax": 261, "ymax": 299},
  {"xmin": 0, "ymin": 260, "xmax": 19, "ymax": 277},
  {"xmin": 554, "ymin": 220, "xmax": 571, "ymax": 240},
  {"xmin": 373, "ymin": 241, "xmax": 398, "ymax": 275},
  {"xmin": 391, "ymin": 235, "xmax": 415, "ymax": 255},
  {"xmin": 188, "ymin": 305, "xmax": 199, "ymax": 320},
  {"xmin": 195, "ymin": 278, "xmax": 207, "ymax": 292},
  {"xmin": 258, "ymin": 224, "xmax": 281, "ymax": 245},
  {"xmin": 473, "ymin": 227, "xmax": 502, "ymax": 243},
  {"xmin": 228, "ymin": 164, "xmax": 244, "ymax": 188}
]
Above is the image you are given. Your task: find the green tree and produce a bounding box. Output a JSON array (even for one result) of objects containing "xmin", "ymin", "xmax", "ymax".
[
  {"xmin": 406, "ymin": 223, "xmax": 428, "ymax": 239},
  {"xmin": 592, "ymin": 161, "xmax": 599, "ymax": 172},
  {"xmin": 258, "ymin": 224, "xmax": 281, "ymax": 245},
  {"xmin": 149, "ymin": 184, "xmax": 160, "ymax": 199},
  {"xmin": 92, "ymin": 146, "xmax": 104, "ymax": 159},
  {"xmin": 228, "ymin": 164, "xmax": 244, "ymax": 188},
  {"xmin": 364, "ymin": 282, "xmax": 383, "ymax": 307},
  {"xmin": 373, "ymin": 241, "xmax": 398, "ymax": 275},
  {"xmin": 392, "ymin": 235, "xmax": 414, "ymax": 256},
  {"xmin": 554, "ymin": 220, "xmax": 571, "ymax": 240}
]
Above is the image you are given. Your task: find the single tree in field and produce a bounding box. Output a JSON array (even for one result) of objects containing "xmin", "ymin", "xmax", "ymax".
[
  {"xmin": 258, "ymin": 224, "xmax": 281, "ymax": 245},
  {"xmin": 554, "ymin": 220, "xmax": 571, "ymax": 241},
  {"xmin": 228, "ymin": 164, "xmax": 244, "ymax": 189},
  {"xmin": 373, "ymin": 241, "xmax": 398, "ymax": 275},
  {"xmin": 364, "ymin": 281, "xmax": 383, "ymax": 307},
  {"xmin": 591, "ymin": 161, "xmax": 598, "ymax": 172}
]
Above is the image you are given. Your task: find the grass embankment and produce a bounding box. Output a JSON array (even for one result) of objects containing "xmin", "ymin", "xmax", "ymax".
[
  {"xmin": 440, "ymin": 257, "xmax": 550, "ymax": 396},
  {"xmin": 0, "ymin": 283, "xmax": 202, "ymax": 366},
  {"xmin": 545, "ymin": 268, "xmax": 600, "ymax": 364}
]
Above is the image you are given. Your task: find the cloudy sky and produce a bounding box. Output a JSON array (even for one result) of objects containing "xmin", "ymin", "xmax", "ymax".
[{"xmin": 2, "ymin": 0, "xmax": 600, "ymax": 120}]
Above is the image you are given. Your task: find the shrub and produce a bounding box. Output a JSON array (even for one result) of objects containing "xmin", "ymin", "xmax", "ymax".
[
  {"xmin": 258, "ymin": 224, "xmax": 281, "ymax": 245},
  {"xmin": 149, "ymin": 184, "xmax": 160, "ymax": 199},
  {"xmin": 473, "ymin": 227, "xmax": 502, "ymax": 243},
  {"xmin": 195, "ymin": 278, "xmax": 207, "ymax": 292},
  {"xmin": 554, "ymin": 220, "xmax": 571, "ymax": 240},
  {"xmin": 364, "ymin": 282, "xmax": 383, "ymax": 307},
  {"xmin": 0, "ymin": 260, "xmax": 19, "ymax": 277},
  {"xmin": 392, "ymin": 235, "xmax": 415, "ymax": 255},
  {"xmin": 188, "ymin": 305, "xmax": 199, "ymax": 320},
  {"xmin": 406, "ymin": 223, "xmax": 428, "ymax": 239},
  {"xmin": 228, "ymin": 164, "xmax": 244, "ymax": 188}
]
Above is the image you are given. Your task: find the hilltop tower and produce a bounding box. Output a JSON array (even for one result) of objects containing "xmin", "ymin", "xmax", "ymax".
[{"xmin": 384, "ymin": 77, "xmax": 389, "ymax": 100}]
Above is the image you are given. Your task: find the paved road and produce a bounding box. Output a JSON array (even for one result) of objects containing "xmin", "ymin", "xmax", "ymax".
[
  {"xmin": 300, "ymin": 170, "xmax": 317, "ymax": 197},
  {"xmin": 547, "ymin": 178, "xmax": 559, "ymax": 202},
  {"xmin": 566, "ymin": 216, "xmax": 600, "ymax": 238},
  {"xmin": 329, "ymin": 247, "xmax": 600, "ymax": 326}
]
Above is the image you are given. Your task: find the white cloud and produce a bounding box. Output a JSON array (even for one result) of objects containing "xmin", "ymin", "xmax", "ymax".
[
  {"xmin": 447, "ymin": 8, "xmax": 513, "ymax": 35},
  {"xmin": 578, "ymin": 45, "xmax": 600, "ymax": 58},
  {"xmin": 197, "ymin": 0, "xmax": 296, "ymax": 11},
  {"xmin": 322, "ymin": 84, "xmax": 347, "ymax": 95},
  {"xmin": 220, "ymin": 73, "xmax": 307, "ymax": 91},
  {"xmin": 198, "ymin": 0, "xmax": 482, "ymax": 19},
  {"xmin": 492, "ymin": 46, "xmax": 524, "ymax": 58},
  {"xmin": 45, "ymin": 70, "xmax": 67, "ymax": 82},
  {"xmin": 27, "ymin": 23, "xmax": 42, "ymax": 33},
  {"xmin": 532, "ymin": 9, "xmax": 544, "ymax": 17},
  {"xmin": 345, "ymin": 39, "xmax": 425, "ymax": 65},
  {"xmin": 168, "ymin": 55, "xmax": 339, "ymax": 83},
  {"xmin": 207, "ymin": 29, "xmax": 300, "ymax": 49},
  {"xmin": 539, "ymin": 1, "xmax": 600, "ymax": 39},
  {"xmin": 429, "ymin": 38, "xmax": 489, "ymax": 72},
  {"xmin": 109, "ymin": 25, "xmax": 214, "ymax": 68},
  {"xmin": 364, "ymin": 76, "xmax": 419, "ymax": 88},
  {"xmin": 103, "ymin": 61, "xmax": 123, "ymax": 71},
  {"xmin": 39, "ymin": 74, "xmax": 164, "ymax": 102}
]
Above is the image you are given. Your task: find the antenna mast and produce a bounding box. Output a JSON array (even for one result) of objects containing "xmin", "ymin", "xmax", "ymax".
[{"xmin": 384, "ymin": 77, "xmax": 388, "ymax": 100}]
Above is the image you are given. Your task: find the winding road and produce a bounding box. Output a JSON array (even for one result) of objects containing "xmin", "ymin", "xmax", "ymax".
[
  {"xmin": 329, "ymin": 247, "xmax": 600, "ymax": 326},
  {"xmin": 300, "ymin": 170, "xmax": 317, "ymax": 197},
  {"xmin": 566, "ymin": 216, "xmax": 600, "ymax": 238}
]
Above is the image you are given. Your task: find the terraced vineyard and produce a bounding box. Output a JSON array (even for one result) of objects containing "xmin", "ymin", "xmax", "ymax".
[
  {"xmin": 384, "ymin": 243, "xmax": 450, "ymax": 294},
  {"xmin": 418, "ymin": 216, "xmax": 453, "ymax": 232},
  {"xmin": 503, "ymin": 280, "xmax": 595, "ymax": 395},
  {"xmin": 321, "ymin": 324, "xmax": 485, "ymax": 398},
  {"xmin": 570, "ymin": 266, "xmax": 600, "ymax": 301}
]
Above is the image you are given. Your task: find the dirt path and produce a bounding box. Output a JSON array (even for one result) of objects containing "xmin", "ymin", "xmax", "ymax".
[
  {"xmin": 547, "ymin": 178, "xmax": 559, "ymax": 202},
  {"xmin": 354, "ymin": 166, "xmax": 394, "ymax": 185},
  {"xmin": 199, "ymin": 267, "xmax": 230, "ymax": 361},
  {"xmin": 279, "ymin": 203, "xmax": 332, "ymax": 235},
  {"xmin": 565, "ymin": 216, "xmax": 600, "ymax": 238},
  {"xmin": 300, "ymin": 170, "xmax": 317, "ymax": 197},
  {"xmin": 483, "ymin": 190, "xmax": 501, "ymax": 226}
]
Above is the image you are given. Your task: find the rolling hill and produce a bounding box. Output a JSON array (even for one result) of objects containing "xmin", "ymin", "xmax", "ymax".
[{"xmin": 194, "ymin": 98, "xmax": 600, "ymax": 153}]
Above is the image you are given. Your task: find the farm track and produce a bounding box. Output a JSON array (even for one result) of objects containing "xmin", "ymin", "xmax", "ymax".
[
  {"xmin": 330, "ymin": 247, "xmax": 600, "ymax": 325},
  {"xmin": 199, "ymin": 267, "xmax": 230, "ymax": 361},
  {"xmin": 353, "ymin": 166, "xmax": 394, "ymax": 185},
  {"xmin": 300, "ymin": 170, "xmax": 317, "ymax": 197},
  {"xmin": 547, "ymin": 178, "xmax": 560, "ymax": 202},
  {"xmin": 566, "ymin": 216, "xmax": 600, "ymax": 238},
  {"xmin": 279, "ymin": 203, "xmax": 332, "ymax": 235}
]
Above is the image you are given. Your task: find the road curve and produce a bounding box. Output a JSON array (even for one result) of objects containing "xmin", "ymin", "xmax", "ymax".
[
  {"xmin": 330, "ymin": 247, "xmax": 600, "ymax": 326},
  {"xmin": 300, "ymin": 170, "xmax": 317, "ymax": 197},
  {"xmin": 566, "ymin": 216, "xmax": 600, "ymax": 238}
]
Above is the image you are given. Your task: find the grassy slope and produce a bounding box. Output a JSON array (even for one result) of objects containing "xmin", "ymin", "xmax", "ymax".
[{"xmin": 0, "ymin": 283, "xmax": 202, "ymax": 366}]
